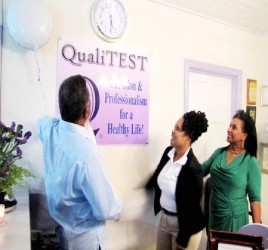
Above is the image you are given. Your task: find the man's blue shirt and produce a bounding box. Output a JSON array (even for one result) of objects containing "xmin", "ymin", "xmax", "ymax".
[{"xmin": 38, "ymin": 117, "xmax": 123, "ymax": 236}]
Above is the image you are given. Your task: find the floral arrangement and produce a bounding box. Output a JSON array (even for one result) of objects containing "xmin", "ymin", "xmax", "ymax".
[{"xmin": 0, "ymin": 121, "xmax": 34, "ymax": 197}]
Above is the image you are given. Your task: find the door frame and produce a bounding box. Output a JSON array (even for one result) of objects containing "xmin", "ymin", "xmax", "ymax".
[{"xmin": 184, "ymin": 59, "xmax": 242, "ymax": 117}]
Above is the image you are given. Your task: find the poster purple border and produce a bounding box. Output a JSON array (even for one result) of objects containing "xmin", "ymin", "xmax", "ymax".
[{"xmin": 57, "ymin": 39, "xmax": 149, "ymax": 144}]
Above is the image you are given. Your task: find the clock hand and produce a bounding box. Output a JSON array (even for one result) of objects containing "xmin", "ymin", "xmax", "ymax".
[{"xmin": 110, "ymin": 14, "xmax": 113, "ymax": 32}]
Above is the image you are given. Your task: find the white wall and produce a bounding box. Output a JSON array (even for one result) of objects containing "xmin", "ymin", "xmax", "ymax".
[
  {"xmin": 259, "ymin": 35, "xmax": 268, "ymax": 228},
  {"xmin": 1, "ymin": 0, "xmax": 268, "ymax": 249}
]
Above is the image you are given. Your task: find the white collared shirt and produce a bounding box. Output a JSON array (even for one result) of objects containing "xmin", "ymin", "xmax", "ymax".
[{"xmin": 157, "ymin": 147, "xmax": 190, "ymax": 213}]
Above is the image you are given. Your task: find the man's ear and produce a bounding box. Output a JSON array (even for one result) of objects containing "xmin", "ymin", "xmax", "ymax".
[{"xmin": 84, "ymin": 105, "xmax": 90, "ymax": 119}]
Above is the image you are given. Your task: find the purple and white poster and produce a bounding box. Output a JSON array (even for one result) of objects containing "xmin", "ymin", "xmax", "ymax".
[{"xmin": 57, "ymin": 39, "xmax": 149, "ymax": 144}]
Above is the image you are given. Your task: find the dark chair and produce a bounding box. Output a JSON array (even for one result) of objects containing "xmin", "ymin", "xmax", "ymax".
[
  {"xmin": 30, "ymin": 193, "xmax": 65, "ymax": 249},
  {"xmin": 204, "ymin": 176, "xmax": 212, "ymax": 236}
]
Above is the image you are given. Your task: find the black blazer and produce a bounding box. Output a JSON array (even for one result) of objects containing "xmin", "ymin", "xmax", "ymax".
[{"xmin": 146, "ymin": 146, "xmax": 205, "ymax": 248}]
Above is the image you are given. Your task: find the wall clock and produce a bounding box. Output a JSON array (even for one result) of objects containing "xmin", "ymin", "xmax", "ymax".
[{"xmin": 91, "ymin": 0, "xmax": 128, "ymax": 42}]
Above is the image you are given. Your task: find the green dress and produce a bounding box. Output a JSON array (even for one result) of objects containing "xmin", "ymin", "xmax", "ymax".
[{"xmin": 202, "ymin": 148, "xmax": 261, "ymax": 232}]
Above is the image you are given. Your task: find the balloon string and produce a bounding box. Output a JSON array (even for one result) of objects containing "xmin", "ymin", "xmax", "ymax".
[
  {"xmin": 33, "ymin": 50, "xmax": 48, "ymax": 114},
  {"xmin": 33, "ymin": 50, "xmax": 41, "ymax": 82}
]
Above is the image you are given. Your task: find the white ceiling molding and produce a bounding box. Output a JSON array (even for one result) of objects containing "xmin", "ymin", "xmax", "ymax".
[{"xmin": 149, "ymin": 0, "xmax": 268, "ymax": 35}]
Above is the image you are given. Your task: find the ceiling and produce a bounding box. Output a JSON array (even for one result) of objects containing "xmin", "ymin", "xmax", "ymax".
[{"xmin": 150, "ymin": 0, "xmax": 268, "ymax": 35}]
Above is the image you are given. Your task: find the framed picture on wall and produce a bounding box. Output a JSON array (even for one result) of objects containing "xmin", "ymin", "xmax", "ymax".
[
  {"xmin": 261, "ymin": 86, "xmax": 268, "ymax": 106},
  {"xmin": 246, "ymin": 106, "xmax": 256, "ymax": 123},
  {"xmin": 260, "ymin": 143, "xmax": 268, "ymax": 174},
  {"xmin": 247, "ymin": 79, "xmax": 257, "ymax": 105}
]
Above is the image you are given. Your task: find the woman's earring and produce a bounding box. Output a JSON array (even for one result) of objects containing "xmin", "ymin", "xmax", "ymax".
[{"xmin": 241, "ymin": 140, "xmax": 245, "ymax": 149}]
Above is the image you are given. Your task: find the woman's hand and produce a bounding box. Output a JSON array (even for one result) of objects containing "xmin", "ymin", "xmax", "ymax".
[{"xmin": 176, "ymin": 244, "xmax": 185, "ymax": 250}]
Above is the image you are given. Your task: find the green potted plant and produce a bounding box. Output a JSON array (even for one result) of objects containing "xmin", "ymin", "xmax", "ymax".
[{"xmin": 0, "ymin": 121, "xmax": 34, "ymax": 204}]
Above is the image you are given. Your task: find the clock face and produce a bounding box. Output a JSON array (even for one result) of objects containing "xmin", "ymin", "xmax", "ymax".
[{"xmin": 91, "ymin": 0, "xmax": 127, "ymax": 42}]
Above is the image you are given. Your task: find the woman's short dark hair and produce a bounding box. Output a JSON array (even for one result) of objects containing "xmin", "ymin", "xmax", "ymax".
[
  {"xmin": 233, "ymin": 109, "xmax": 257, "ymax": 157},
  {"xmin": 59, "ymin": 75, "xmax": 89, "ymax": 123},
  {"xmin": 182, "ymin": 111, "xmax": 209, "ymax": 143}
]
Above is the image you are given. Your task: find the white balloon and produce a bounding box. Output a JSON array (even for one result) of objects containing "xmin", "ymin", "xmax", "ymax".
[{"xmin": 7, "ymin": 0, "xmax": 53, "ymax": 50}]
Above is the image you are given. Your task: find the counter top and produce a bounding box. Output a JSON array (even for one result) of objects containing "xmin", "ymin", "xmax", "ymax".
[{"xmin": 0, "ymin": 188, "xmax": 30, "ymax": 250}]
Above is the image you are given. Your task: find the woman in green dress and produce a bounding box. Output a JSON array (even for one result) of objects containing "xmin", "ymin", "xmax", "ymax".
[{"xmin": 202, "ymin": 109, "xmax": 262, "ymax": 232}]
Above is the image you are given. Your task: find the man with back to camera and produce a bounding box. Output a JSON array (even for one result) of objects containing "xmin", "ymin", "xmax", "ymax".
[{"xmin": 38, "ymin": 74, "xmax": 123, "ymax": 250}]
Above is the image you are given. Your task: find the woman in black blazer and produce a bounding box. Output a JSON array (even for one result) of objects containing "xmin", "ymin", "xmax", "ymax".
[{"xmin": 146, "ymin": 111, "xmax": 208, "ymax": 250}]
